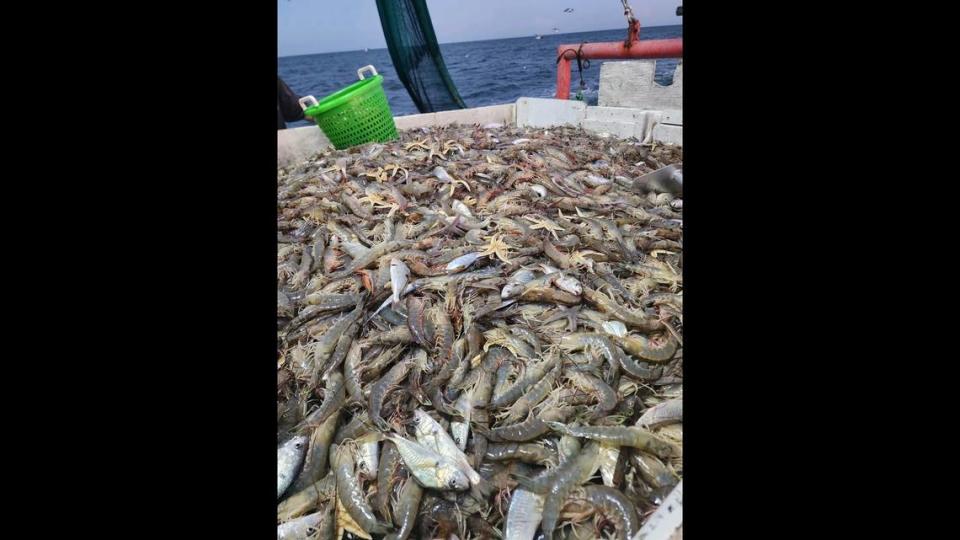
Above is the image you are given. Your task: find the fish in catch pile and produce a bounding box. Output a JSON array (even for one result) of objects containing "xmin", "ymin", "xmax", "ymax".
[{"xmin": 277, "ymin": 124, "xmax": 682, "ymax": 540}]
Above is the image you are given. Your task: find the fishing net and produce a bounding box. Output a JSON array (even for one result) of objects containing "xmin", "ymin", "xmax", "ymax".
[{"xmin": 376, "ymin": 0, "xmax": 467, "ymax": 113}]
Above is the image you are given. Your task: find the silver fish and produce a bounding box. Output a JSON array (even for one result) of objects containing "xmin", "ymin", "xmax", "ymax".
[
  {"xmin": 501, "ymin": 268, "xmax": 535, "ymax": 299},
  {"xmin": 363, "ymin": 143, "xmax": 385, "ymax": 159},
  {"xmin": 452, "ymin": 199, "xmax": 474, "ymax": 219},
  {"xmin": 412, "ymin": 409, "xmax": 481, "ymax": 485},
  {"xmin": 450, "ymin": 389, "xmax": 473, "ymax": 451},
  {"xmin": 278, "ymin": 435, "xmax": 308, "ymax": 499},
  {"xmin": 637, "ymin": 398, "xmax": 683, "ymax": 429},
  {"xmin": 389, "ymin": 258, "xmax": 410, "ymax": 304},
  {"xmin": 432, "ymin": 166, "xmax": 453, "ymax": 183},
  {"xmin": 464, "ymin": 228, "xmax": 486, "ymax": 245},
  {"xmin": 446, "ymin": 252, "xmax": 481, "ymax": 273},
  {"xmin": 355, "ymin": 433, "xmax": 380, "ymax": 480},
  {"xmin": 388, "ymin": 435, "xmax": 470, "ymax": 491},
  {"xmin": 597, "ymin": 443, "xmax": 620, "ymax": 487},
  {"xmin": 526, "ymin": 184, "xmax": 546, "ymax": 199},
  {"xmin": 340, "ymin": 239, "xmax": 370, "ymax": 260},
  {"xmin": 277, "ymin": 509, "xmax": 325, "ymax": 540},
  {"xmin": 555, "ymin": 274, "xmax": 582, "ymax": 296},
  {"xmin": 504, "ymin": 488, "xmax": 545, "ymax": 540},
  {"xmin": 601, "ymin": 320, "xmax": 628, "ymax": 338}
]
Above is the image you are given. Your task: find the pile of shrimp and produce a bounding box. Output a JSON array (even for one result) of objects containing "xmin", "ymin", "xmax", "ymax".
[{"xmin": 277, "ymin": 123, "xmax": 682, "ymax": 540}]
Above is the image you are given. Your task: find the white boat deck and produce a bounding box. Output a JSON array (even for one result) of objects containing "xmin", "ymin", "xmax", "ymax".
[{"xmin": 279, "ymin": 59, "xmax": 682, "ymax": 167}]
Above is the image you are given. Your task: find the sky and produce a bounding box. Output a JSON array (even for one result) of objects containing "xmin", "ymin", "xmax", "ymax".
[{"xmin": 279, "ymin": 0, "xmax": 681, "ymax": 57}]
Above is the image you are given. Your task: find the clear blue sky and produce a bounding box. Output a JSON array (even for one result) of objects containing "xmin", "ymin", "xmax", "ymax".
[{"xmin": 279, "ymin": 0, "xmax": 681, "ymax": 57}]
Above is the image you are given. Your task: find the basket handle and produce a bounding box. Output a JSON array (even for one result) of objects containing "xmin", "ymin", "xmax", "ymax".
[
  {"xmin": 298, "ymin": 95, "xmax": 318, "ymax": 111},
  {"xmin": 357, "ymin": 65, "xmax": 378, "ymax": 80}
]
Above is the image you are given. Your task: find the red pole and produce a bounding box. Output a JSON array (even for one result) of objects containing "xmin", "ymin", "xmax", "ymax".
[
  {"xmin": 554, "ymin": 37, "xmax": 683, "ymax": 99},
  {"xmin": 556, "ymin": 55, "xmax": 573, "ymax": 100}
]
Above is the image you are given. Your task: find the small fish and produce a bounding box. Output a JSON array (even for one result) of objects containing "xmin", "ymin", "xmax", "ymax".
[
  {"xmin": 601, "ymin": 320, "xmax": 628, "ymax": 338},
  {"xmin": 512, "ymin": 138, "xmax": 532, "ymax": 145},
  {"xmin": 277, "ymin": 509, "xmax": 326, "ymax": 540},
  {"xmin": 355, "ymin": 433, "xmax": 381, "ymax": 480},
  {"xmin": 413, "ymin": 409, "xmax": 482, "ymax": 485},
  {"xmin": 501, "ymin": 268, "xmax": 535, "ymax": 299},
  {"xmin": 452, "ymin": 200, "xmax": 474, "ymax": 219},
  {"xmin": 432, "ymin": 166, "xmax": 453, "ymax": 183},
  {"xmin": 555, "ymin": 274, "xmax": 582, "ymax": 296},
  {"xmin": 388, "ymin": 435, "xmax": 471, "ymax": 491},
  {"xmin": 278, "ymin": 435, "xmax": 308, "ymax": 499},
  {"xmin": 529, "ymin": 184, "xmax": 547, "ymax": 198},
  {"xmin": 446, "ymin": 252, "xmax": 481, "ymax": 274},
  {"xmin": 450, "ymin": 389, "xmax": 474, "ymax": 451},
  {"xmin": 389, "ymin": 258, "xmax": 410, "ymax": 304}
]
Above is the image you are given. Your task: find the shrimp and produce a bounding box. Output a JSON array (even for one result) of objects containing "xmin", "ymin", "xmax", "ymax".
[
  {"xmin": 560, "ymin": 332, "xmax": 662, "ymax": 381},
  {"xmin": 369, "ymin": 358, "xmax": 413, "ymax": 430},
  {"xmin": 582, "ymin": 286, "xmax": 664, "ymax": 332},
  {"xmin": 331, "ymin": 445, "xmax": 393, "ymax": 535},
  {"xmin": 383, "ymin": 477, "xmax": 423, "ymax": 540},
  {"xmin": 295, "ymin": 371, "xmax": 344, "ymax": 432},
  {"xmin": 546, "ymin": 423, "xmax": 676, "ymax": 459},
  {"xmin": 500, "ymin": 359, "xmax": 560, "ymax": 424},
  {"xmin": 343, "ymin": 342, "xmax": 365, "ymax": 405},
  {"xmin": 277, "ymin": 473, "xmax": 337, "ymax": 522},
  {"xmin": 614, "ymin": 333, "xmax": 678, "ymax": 363},
  {"xmin": 566, "ymin": 369, "xmax": 619, "ymax": 418},
  {"xmin": 484, "ymin": 443, "xmax": 557, "ymax": 465},
  {"xmin": 577, "ymin": 485, "xmax": 641, "ymax": 540},
  {"xmin": 290, "ymin": 408, "xmax": 340, "ymax": 493},
  {"xmin": 637, "ymin": 398, "xmax": 683, "ymax": 429}
]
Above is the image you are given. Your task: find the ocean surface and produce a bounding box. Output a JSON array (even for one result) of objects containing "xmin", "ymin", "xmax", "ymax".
[{"xmin": 279, "ymin": 25, "xmax": 681, "ymax": 128}]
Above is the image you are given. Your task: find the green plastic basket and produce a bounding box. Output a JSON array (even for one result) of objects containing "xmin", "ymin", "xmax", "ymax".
[{"xmin": 299, "ymin": 65, "xmax": 398, "ymax": 150}]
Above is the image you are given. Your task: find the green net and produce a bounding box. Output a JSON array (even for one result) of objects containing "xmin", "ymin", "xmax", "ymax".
[{"xmin": 376, "ymin": 0, "xmax": 467, "ymax": 113}]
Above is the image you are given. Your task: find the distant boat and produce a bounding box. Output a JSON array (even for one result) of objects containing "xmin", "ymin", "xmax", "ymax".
[
  {"xmin": 553, "ymin": 27, "xmax": 559, "ymax": 33},
  {"xmin": 364, "ymin": 47, "xmax": 369, "ymax": 52},
  {"xmin": 535, "ymin": 34, "xmax": 542, "ymax": 40}
]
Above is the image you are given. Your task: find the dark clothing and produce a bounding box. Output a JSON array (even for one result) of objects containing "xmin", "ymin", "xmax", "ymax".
[{"xmin": 278, "ymin": 77, "xmax": 305, "ymax": 130}]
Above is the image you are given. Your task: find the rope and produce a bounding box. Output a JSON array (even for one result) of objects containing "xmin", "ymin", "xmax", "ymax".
[{"xmin": 556, "ymin": 43, "xmax": 590, "ymax": 100}]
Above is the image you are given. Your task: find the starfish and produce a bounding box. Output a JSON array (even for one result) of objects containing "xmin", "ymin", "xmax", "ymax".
[
  {"xmin": 568, "ymin": 250, "xmax": 600, "ymax": 274},
  {"xmin": 427, "ymin": 144, "xmax": 445, "ymax": 163},
  {"xmin": 523, "ymin": 214, "xmax": 565, "ymax": 241},
  {"xmin": 539, "ymin": 305, "xmax": 582, "ymax": 332},
  {"xmin": 442, "ymin": 140, "xmax": 464, "ymax": 155},
  {"xmin": 362, "ymin": 167, "xmax": 388, "ymax": 182},
  {"xmin": 448, "ymin": 178, "xmax": 471, "ymax": 198},
  {"xmin": 384, "ymin": 163, "xmax": 408, "ymax": 181},
  {"xmin": 358, "ymin": 191, "xmax": 400, "ymax": 217},
  {"xmin": 404, "ymin": 138, "xmax": 431, "ymax": 151},
  {"xmin": 477, "ymin": 233, "xmax": 513, "ymax": 264}
]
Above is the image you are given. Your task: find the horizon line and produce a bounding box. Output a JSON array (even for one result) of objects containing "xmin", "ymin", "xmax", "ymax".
[{"xmin": 279, "ymin": 23, "xmax": 682, "ymax": 59}]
